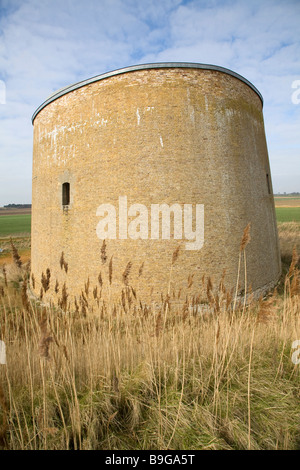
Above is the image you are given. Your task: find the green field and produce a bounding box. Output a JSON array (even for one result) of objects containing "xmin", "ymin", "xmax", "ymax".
[
  {"xmin": 275, "ymin": 207, "xmax": 300, "ymax": 223},
  {"xmin": 0, "ymin": 214, "xmax": 31, "ymax": 236},
  {"xmin": 0, "ymin": 209, "xmax": 299, "ymax": 237}
]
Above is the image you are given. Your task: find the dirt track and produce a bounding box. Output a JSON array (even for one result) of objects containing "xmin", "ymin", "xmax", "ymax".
[
  {"xmin": 0, "ymin": 208, "xmax": 31, "ymax": 216},
  {"xmin": 274, "ymin": 198, "xmax": 300, "ymax": 207}
]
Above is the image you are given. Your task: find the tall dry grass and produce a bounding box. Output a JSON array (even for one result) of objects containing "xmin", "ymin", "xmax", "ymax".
[
  {"xmin": 278, "ymin": 222, "xmax": 300, "ymax": 268},
  {"xmin": 0, "ymin": 228, "xmax": 299, "ymax": 450}
]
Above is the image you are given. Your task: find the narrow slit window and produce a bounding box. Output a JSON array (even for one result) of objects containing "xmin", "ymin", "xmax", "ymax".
[
  {"xmin": 62, "ymin": 182, "xmax": 70, "ymax": 206},
  {"xmin": 266, "ymin": 173, "xmax": 271, "ymax": 195}
]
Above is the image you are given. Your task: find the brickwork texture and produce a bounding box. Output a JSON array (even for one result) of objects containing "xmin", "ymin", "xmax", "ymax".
[{"xmin": 31, "ymin": 65, "xmax": 281, "ymax": 307}]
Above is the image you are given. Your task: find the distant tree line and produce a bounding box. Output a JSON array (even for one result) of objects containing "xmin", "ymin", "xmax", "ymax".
[
  {"xmin": 3, "ymin": 204, "xmax": 32, "ymax": 208},
  {"xmin": 274, "ymin": 192, "xmax": 300, "ymax": 196}
]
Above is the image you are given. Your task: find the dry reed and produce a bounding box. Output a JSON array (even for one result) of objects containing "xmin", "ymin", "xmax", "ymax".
[
  {"xmin": 10, "ymin": 238, "xmax": 22, "ymax": 268},
  {"xmin": 122, "ymin": 261, "xmax": 132, "ymax": 286},
  {"xmin": 101, "ymin": 240, "xmax": 107, "ymax": 264},
  {"xmin": 0, "ymin": 223, "xmax": 299, "ymax": 450}
]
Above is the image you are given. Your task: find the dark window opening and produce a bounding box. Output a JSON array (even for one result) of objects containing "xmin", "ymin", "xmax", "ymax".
[
  {"xmin": 266, "ymin": 173, "xmax": 271, "ymax": 195},
  {"xmin": 62, "ymin": 182, "xmax": 70, "ymax": 206}
]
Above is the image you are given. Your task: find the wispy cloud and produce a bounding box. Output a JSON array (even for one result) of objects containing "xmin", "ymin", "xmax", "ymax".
[{"xmin": 0, "ymin": 0, "xmax": 299, "ymax": 204}]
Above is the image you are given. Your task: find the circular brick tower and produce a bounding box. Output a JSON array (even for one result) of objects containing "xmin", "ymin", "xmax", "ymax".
[{"xmin": 31, "ymin": 63, "xmax": 281, "ymax": 307}]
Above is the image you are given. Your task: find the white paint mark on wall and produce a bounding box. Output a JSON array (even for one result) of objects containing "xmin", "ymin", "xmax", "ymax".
[
  {"xmin": 225, "ymin": 108, "xmax": 234, "ymax": 119},
  {"xmin": 94, "ymin": 118, "xmax": 108, "ymax": 127},
  {"xmin": 190, "ymin": 106, "xmax": 195, "ymax": 125},
  {"xmin": 67, "ymin": 122, "xmax": 87, "ymax": 133},
  {"xmin": 136, "ymin": 108, "xmax": 141, "ymax": 126},
  {"xmin": 48, "ymin": 126, "xmax": 58, "ymax": 147},
  {"xmin": 0, "ymin": 340, "xmax": 6, "ymax": 364},
  {"xmin": 205, "ymin": 95, "xmax": 209, "ymax": 111},
  {"xmin": 186, "ymin": 88, "xmax": 195, "ymax": 125}
]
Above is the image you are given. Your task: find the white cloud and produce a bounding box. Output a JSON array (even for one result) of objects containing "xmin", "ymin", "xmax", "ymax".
[{"xmin": 0, "ymin": 0, "xmax": 299, "ymax": 205}]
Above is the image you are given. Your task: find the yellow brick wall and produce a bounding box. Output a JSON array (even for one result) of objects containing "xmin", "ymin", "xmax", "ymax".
[{"xmin": 31, "ymin": 67, "xmax": 281, "ymax": 307}]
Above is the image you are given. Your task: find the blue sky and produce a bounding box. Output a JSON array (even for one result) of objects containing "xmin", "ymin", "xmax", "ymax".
[{"xmin": 0, "ymin": 0, "xmax": 299, "ymax": 205}]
